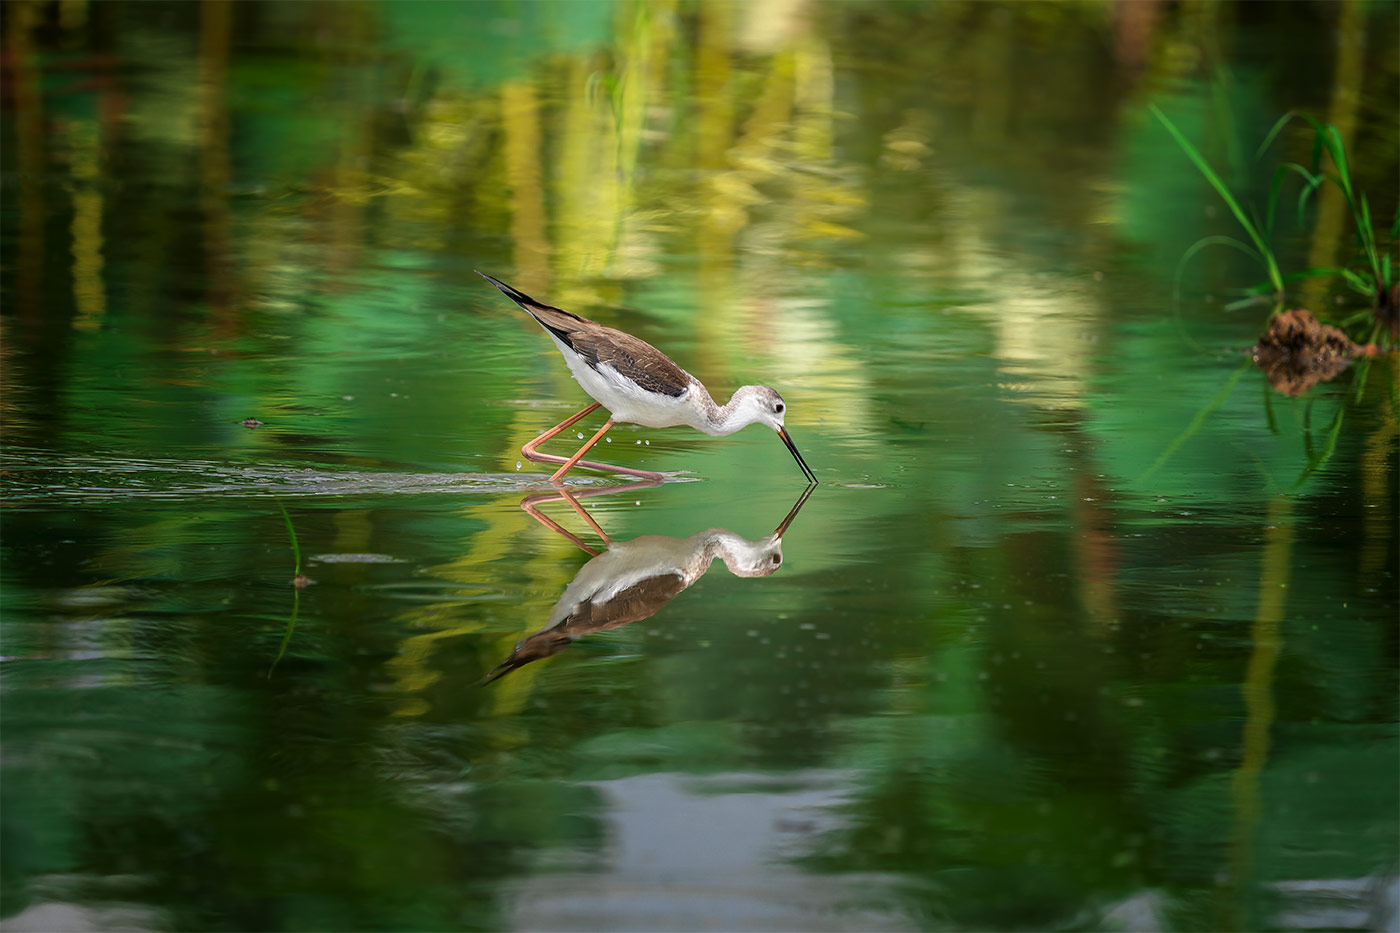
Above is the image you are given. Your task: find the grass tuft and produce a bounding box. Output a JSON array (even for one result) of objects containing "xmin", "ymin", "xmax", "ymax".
[{"xmin": 1151, "ymin": 104, "xmax": 1284, "ymax": 298}]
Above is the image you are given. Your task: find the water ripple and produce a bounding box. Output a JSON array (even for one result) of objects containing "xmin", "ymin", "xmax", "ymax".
[{"xmin": 0, "ymin": 451, "xmax": 628, "ymax": 504}]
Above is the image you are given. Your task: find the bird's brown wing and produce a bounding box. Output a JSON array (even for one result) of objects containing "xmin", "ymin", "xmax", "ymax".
[
  {"xmin": 566, "ymin": 325, "xmax": 692, "ymax": 398},
  {"xmin": 487, "ymin": 276, "xmax": 693, "ymax": 399}
]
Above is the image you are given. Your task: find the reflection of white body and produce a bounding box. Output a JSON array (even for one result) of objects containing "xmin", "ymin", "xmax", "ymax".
[
  {"xmin": 481, "ymin": 485, "xmax": 812, "ymax": 684},
  {"xmin": 549, "ymin": 529, "xmax": 786, "ymax": 628},
  {"xmin": 481, "ymin": 531, "xmax": 785, "ymax": 684}
]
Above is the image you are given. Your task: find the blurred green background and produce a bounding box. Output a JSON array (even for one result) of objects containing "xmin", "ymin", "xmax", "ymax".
[{"xmin": 1, "ymin": 1, "xmax": 1397, "ymax": 930}]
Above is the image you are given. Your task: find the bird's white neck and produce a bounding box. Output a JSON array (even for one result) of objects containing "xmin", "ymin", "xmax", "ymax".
[{"xmin": 691, "ymin": 386, "xmax": 762, "ymax": 437}]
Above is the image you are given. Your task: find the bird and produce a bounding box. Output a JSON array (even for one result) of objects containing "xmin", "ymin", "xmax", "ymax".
[
  {"xmin": 479, "ymin": 482, "xmax": 813, "ymax": 684},
  {"xmin": 477, "ymin": 271, "xmax": 816, "ymax": 484}
]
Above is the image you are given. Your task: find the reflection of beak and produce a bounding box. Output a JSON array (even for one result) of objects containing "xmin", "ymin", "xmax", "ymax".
[
  {"xmin": 777, "ymin": 426, "xmax": 817, "ymax": 483},
  {"xmin": 772, "ymin": 482, "xmax": 817, "ymax": 537}
]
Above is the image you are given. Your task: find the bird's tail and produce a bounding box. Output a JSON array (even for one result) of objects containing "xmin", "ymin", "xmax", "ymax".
[
  {"xmin": 475, "ymin": 270, "xmax": 536, "ymax": 307},
  {"xmin": 475, "ymin": 271, "xmax": 583, "ymax": 322}
]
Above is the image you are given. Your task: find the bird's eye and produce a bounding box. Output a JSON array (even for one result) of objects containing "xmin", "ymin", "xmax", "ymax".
[
  {"xmin": 770, "ymin": 555, "xmax": 781, "ymax": 565},
  {"xmin": 775, "ymin": 403, "xmax": 784, "ymax": 414}
]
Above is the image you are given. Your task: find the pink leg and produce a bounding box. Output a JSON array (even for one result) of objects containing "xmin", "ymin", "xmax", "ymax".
[
  {"xmin": 550, "ymin": 418, "xmax": 614, "ymax": 482},
  {"xmin": 521, "ymin": 402, "xmax": 664, "ymax": 482}
]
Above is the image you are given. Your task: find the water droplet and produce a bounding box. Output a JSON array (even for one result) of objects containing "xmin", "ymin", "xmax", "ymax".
[{"xmin": 515, "ymin": 462, "xmax": 521, "ymax": 471}]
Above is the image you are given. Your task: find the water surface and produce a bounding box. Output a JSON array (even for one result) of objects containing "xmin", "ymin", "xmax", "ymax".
[{"xmin": 2, "ymin": 2, "xmax": 1397, "ymax": 931}]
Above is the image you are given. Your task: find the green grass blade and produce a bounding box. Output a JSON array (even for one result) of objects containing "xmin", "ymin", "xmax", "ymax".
[
  {"xmin": 1351, "ymin": 356, "xmax": 1371, "ymax": 403},
  {"xmin": 1305, "ymin": 119, "xmax": 1384, "ymax": 284},
  {"xmin": 1267, "ymin": 162, "xmax": 1322, "ymax": 233},
  {"xmin": 1358, "ymin": 193, "xmax": 1381, "ymax": 280},
  {"xmin": 1225, "ymin": 295, "xmax": 1276, "ymax": 311},
  {"xmin": 1324, "ymin": 125, "xmax": 1353, "ymax": 197},
  {"xmin": 1296, "ymin": 182, "xmax": 1317, "ymax": 230},
  {"xmin": 1265, "ymin": 165, "xmax": 1285, "ymax": 233},
  {"xmin": 277, "ymin": 501, "xmax": 302, "ymax": 577},
  {"xmin": 1174, "ymin": 236, "xmax": 1264, "ymax": 311},
  {"xmin": 1239, "ymin": 267, "xmax": 1349, "ymax": 298},
  {"xmin": 1276, "ymin": 161, "xmax": 1324, "ymax": 228},
  {"xmin": 1291, "ymin": 403, "xmax": 1345, "ymax": 491},
  {"xmin": 1136, "ymin": 361, "xmax": 1250, "ymax": 485},
  {"xmin": 1282, "ymin": 266, "xmax": 1348, "ymax": 282},
  {"xmin": 1342, "ymin": 268, "xmax": 1374, "ymax": 294},
  {"xmin": 1151, "ymin": 104, "xmax": 1283, "ymax": 295},
  {"xmin": 269, "ymin": 590, "xmax": 300, "ymax": 679},
  {"xmin": 1299, "ymin": 113, "xmax": 1327, "ymax": 172},
  {"xmin": 1180, "ymin": 234, "xmax": 1264, "ymax": 267},
  {"xmin": 1262, "ymin": 376, "xmax": 1279, "ymax": 434},
  {"xmin": 269, "ymin": 501, "xmax": 303, "ymax": 678},
  {"xmin": 1254, "ymin": 110, "xmax": 1297, "ymax": 161}
]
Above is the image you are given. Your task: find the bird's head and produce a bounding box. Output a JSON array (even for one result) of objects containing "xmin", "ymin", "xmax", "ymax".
[
  {"xmin": 728, "ymin": 386, "xmax": 815, "ymax": 482},
  {"xmin": 728, "ymin": 385, "xmax": 787, "ymax": 431}
]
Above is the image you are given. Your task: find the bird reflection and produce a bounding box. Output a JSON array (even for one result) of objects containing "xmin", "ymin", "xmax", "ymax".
[{"xmin": 480, "ymin": 483, "xmax": 815, "ymax": 685}]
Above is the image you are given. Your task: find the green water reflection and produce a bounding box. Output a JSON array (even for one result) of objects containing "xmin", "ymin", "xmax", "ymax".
[{"xmin": 2, "ymin": 1, "xmax": 1397, "ymax": 931}]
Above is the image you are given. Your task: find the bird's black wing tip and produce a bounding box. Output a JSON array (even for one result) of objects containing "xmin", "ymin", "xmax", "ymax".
[{"xmin": 475, "ymin": 270, "xmax": 538, "ymax": 308}]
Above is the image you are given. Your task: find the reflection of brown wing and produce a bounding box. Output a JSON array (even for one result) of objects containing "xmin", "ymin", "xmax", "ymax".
[
  {"xmin": 566, "ymin": 571, "xmax": 689, "ymax": 635},
  {"xmin": 477, "ymin": 630, "xmax": 572, "ymax": 685},
  {"xmin": 480, "ymin": 572, "xmax": 688, "ymax": 686}
]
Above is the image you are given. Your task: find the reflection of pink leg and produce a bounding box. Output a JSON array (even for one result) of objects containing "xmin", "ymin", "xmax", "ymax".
[
  {"xmin": 520, "ymin": 402, "xmax": 664, "ymax": 482},
  {"xmin": 520, "ymin": 495, "xmax": 600, "ymax": 555},
  {"xmin": 560, "ymin": 489, "xmax": 612, "ymax": 544},
  {"xmin": 520, "ymin": 479, "xmax": 664, "ymax": 554}
]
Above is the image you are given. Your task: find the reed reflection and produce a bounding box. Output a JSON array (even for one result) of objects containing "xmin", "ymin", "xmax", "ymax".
[{"xmin": 481, "ymin": 483, "xmax": 815, "ymax": 685}]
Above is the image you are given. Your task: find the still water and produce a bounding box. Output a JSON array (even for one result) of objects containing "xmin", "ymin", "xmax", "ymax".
[{"xmin": 2, "ymin": 2, "xmax": 1397, "ymax": 931}]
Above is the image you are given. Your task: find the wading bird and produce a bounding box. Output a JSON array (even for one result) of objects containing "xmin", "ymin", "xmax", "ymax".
[{"xmin": 478, "ymin": 272, "xmax": 816, "ymax": 484}]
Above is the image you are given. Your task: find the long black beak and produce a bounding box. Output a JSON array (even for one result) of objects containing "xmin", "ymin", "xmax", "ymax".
[{"xmin": 777, "ymin": 426, "xmax": 817, "ymax": 483}]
